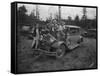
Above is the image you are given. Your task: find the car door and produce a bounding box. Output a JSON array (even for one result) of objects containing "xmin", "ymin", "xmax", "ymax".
[{"xmin": 67, "ymin": 28, "xmax": 81, "ymax": 49}]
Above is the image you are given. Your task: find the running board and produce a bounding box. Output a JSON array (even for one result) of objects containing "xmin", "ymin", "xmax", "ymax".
[{"xmin": 68, "ymin": 44, "xmax": 80, "ymax": 50}]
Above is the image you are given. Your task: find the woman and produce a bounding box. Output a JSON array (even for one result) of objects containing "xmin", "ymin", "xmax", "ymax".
[{"xmin": 31, "ymin": 24, "xmax": 40, "ymax": 49}]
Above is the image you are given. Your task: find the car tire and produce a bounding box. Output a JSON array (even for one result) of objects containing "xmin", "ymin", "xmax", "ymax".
[{"xmin": 56, "ymin": 44, "xmax": 66, "ymax": 58}]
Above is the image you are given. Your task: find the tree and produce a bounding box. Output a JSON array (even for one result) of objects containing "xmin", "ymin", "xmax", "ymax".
[
  {"xmin": 81, "ymin": 8, "xmax": 87, "ymax": 20},
  {"xmin": 80, "ymin": 8, "xmax": 88, "ymax": 29},
  {"xmin": 18, "ymin": 5, "xmax": 27, "ymax": 14},
  {"xmin": 54, "ymin": 12, "xmax": 59, "ymax": 21},
  {"xmin": 75, "ymin": 15, "xmax": 80, "ymax": 26},
  {"xmin": 17, "ymin": 5, "xmax": 28, "ymax": 27},
  {"xmin": 67, "ymin": 16, "xmax": 73, "ymax": 25},
  {"xmin": 68, "ymin": 16, "xmax": 72, "ymax": 21},
  {"xmin": 29, "ymin": 9, "xmax": 37, "ymax": 25}
]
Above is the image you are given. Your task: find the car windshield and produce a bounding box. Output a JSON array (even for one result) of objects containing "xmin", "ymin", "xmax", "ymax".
[{"xmin": 68, "ymin": 28, "xmax": 80, "ymax": 35}]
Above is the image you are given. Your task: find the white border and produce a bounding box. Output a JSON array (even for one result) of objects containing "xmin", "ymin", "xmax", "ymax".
[{"xmin": 0, "ymin": 0, "xmax": 99, "ymax": 76}]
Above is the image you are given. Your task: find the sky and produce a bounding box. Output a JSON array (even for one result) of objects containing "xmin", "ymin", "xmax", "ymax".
[{"xmin": 18, "ymin": 3, "xmax": 96, "ymax": 21}]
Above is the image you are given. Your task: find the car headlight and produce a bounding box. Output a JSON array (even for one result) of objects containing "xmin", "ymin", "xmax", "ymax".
[{"xmin": 80, "ymin": 35, "xmax": 83, "ymax": 39}]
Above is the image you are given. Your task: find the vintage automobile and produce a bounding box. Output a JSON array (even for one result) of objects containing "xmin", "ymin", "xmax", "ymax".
[
  {"xmin": 63, "ymin": 25, "xmax": 83, "ymax": 49},
  {"xmin": 32, "ymin": 25, "xmax": 83, "ymax": 58},
  {"xmin": 82, "ymin": 29, "xmax": 97, "ymax": 38}
]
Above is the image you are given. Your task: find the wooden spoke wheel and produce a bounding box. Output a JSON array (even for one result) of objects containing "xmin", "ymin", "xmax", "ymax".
[{"xmin": 56, "ymin": 44, "xmax": 66, "ymax": 58}]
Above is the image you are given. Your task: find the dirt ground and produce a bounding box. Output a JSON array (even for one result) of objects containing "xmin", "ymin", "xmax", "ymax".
[{"xmin": 17, "ymin": 37, "xmax": 97, "ymax": 73}]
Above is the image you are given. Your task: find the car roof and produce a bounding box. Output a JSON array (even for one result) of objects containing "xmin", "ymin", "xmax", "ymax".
[
  {"xmin": 64, "ymin": 25, "xmax": 80, "ymax": 28},
  {"xmin": 88, "ymin": 29, "xmax": 96, "ymax": 31}
]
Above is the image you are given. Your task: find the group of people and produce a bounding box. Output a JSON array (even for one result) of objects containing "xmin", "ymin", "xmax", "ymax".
[{"xmin": 31, "ymin": 19, "xmax": 67, "ymax": 49}]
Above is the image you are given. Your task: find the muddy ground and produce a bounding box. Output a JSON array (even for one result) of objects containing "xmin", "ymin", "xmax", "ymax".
[{"xmin": 17, "ymin": 37, "xmax": 97, "ymax": 73}]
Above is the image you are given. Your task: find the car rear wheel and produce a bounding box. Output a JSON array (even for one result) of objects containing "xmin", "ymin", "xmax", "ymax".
[{"xmin": 56, "ymin": 44, "xmax": 66, "ymax": 58}]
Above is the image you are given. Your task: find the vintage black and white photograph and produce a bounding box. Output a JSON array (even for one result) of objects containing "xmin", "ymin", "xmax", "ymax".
[{"xmin": 14, "ymin": 2, "xmax": 97, "ymax": 73}]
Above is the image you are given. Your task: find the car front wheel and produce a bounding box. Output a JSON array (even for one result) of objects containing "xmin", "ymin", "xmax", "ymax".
[{"xmin": 56, "ymin": 44, "xmax": 66, "ymax": 58}]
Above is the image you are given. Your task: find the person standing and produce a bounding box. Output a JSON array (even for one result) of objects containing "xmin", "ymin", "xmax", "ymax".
[{"xmin": 31, "ymin": 24, "xmax": 40, "ymax": 49}]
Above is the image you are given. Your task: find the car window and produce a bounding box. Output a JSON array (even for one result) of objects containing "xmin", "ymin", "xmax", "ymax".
[
  {"xmin": 88, "ymin": 30, "xmax": 96, "ymax": 34},
  {"xmin": 69, "ymin": 28, "xmax": 80, "ymax": 35}
]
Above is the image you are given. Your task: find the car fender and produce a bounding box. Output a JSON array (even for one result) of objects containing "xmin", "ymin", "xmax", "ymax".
[{"xmin": 51, "ymin": 41, "xmax": 65, "ymax": 48}]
